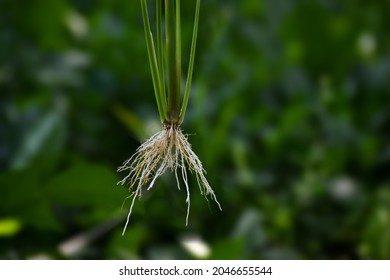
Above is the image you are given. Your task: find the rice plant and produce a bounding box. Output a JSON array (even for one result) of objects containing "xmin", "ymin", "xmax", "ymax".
[{"xmin": 118, "ymin": 0, "xmax": 221, "ymax": 235}]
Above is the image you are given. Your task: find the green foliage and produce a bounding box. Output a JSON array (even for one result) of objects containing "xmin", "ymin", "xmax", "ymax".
[
  {"xmin": 140, "ymin": 0, "xmax": 200, "ymax": 123},
  {"xmin": 1, "ymin": 0, "xmax": 390, "ymax": 259}
]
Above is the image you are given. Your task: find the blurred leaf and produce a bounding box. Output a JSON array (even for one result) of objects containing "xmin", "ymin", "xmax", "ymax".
[
  {"xmin": 209, "ymin": 238, "xmax": 245, "ymax": 260},
  {"xmin": 107, "ymin": 224, "xmax": 148, "ymax": 259},
  {"xmin": 45, "ymin": 162, "xmax": 127, "ymax": 224},
  {"xmin": 11, "ymin": 109, "xmax": 66, "ymax": 170},
  {"xmin": 360, "ymin": 187, "xmax": 390, "ymax": 259},
  {"xmin": 111, "ymin": 104, "xmax": 145, "ymax": 139},
  {"xmin": 0, "ymin": 218, "xmax": 22, "ymax": 237},
  {"xmin": 0, "ymin": 161, "xmax": 62, "ymax": 231}
]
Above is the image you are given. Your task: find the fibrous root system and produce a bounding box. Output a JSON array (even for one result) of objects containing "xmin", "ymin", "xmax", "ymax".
[{"xmin": 117, "ymin": 123, "xmax": 221, "ymax": 235}]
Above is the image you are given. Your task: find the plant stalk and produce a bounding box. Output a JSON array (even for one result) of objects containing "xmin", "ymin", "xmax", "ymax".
[
  {"xmin": 156, "ymin": 0, "xmax": 167, "ymax": 118},
  {"xmin": 140, "ymin": 0, "xmax": 166, "ymax": 122},
  {"xmin": 166, "ymin": 0, "xmax": 181, "ymax": 123},
  {"xmin": 179, "ymin": 0, "xmax": 200, "ymax": 124}
]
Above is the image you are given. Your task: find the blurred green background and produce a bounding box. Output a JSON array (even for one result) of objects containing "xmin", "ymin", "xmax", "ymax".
[{"xmin": 1, "ymin": 0, "xmax": 390, "ymax": 260}]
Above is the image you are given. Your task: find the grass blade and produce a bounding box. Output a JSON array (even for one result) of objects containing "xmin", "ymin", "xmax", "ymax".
[
  {"xmin": 141, "ymin": 0, "xmax": 166, "ymax": 122},
  {"xmin": 179, "ymin": 0, "xmax": 200, "ymax": 124},
  {"xmin": 156, "ymin": 0, "xmax": 167, "ymax": 115},
  {"xmin": 175, "ymin": 0, "xmax": 182, "ymax": 118}
]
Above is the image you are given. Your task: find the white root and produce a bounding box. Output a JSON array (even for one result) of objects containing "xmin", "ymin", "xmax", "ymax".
[{"xmin": 117, "ymin": 124, "xmax": 221, "ymax": 235}]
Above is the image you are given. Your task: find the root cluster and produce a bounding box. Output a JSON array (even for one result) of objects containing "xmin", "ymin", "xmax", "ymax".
[{"xmin": 118, "ymin": 124, "xmax": 221, "ymax": 235}]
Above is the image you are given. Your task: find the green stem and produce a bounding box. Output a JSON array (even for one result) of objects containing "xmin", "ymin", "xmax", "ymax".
[
  {"xmin": 156, "ymin": 0, "xmax": 167, "ymax": 118},
  {"xmin": 175, "ymin": 0, "xmax": 182, "ymax": 119},
  {"xmin": 140, "ymin": 0, "xmax": 166, "ymax": 122},
  {"xmin": 179, "ymin": 0, "xmax": 200, "ymax": 124},
  {"xmin": 166, "ymin": 0, "xmax": 181, "ymax": 122},
  {"xmin": 140, "ymin": 0, "xmax": 200, "ymax": 124}
]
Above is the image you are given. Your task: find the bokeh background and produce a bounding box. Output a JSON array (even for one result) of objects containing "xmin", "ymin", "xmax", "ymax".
[{"xmin": 1, "ymin": 0, "xmax": 390, "ymax": 260}]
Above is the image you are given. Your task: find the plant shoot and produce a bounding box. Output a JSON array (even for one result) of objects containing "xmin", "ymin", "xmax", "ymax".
[{"xmin": 118, "ymin": 0, "xmax": 221, "ymax": 235}]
